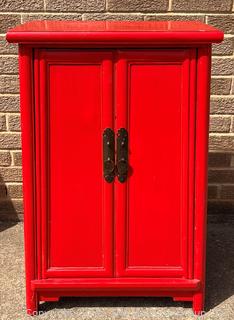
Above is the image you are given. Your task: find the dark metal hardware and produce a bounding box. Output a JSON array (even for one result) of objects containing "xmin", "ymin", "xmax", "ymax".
[
  {"xmin": 117, "ymin": 128, "xmax": 128, "ymax": 183},
  {"xmin": 103, "ymin": 128, "xmax": 115, "ymax": 183}
]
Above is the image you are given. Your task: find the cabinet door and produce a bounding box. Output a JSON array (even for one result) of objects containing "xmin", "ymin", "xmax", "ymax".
[
  {"xmin": 36, "ymin": 50, "xmax": 114, "ymax": 278},
  {"xmin": 115, "ymin": 50, "xmax": 196, "ymax": 278}
]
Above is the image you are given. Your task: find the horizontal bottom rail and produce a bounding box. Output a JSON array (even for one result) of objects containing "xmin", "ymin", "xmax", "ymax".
[{"xmin": 32, "ymin": 278, "xmax": 200, "ymax": 291}]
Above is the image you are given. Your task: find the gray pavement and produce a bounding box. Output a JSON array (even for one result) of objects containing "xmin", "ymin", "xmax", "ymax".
[{"xmin": 0, "ymin": 222, "xmax": 233, "ymax": 319}]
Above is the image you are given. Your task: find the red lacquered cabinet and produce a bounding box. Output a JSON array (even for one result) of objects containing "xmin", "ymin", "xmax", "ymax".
[{"xmin": 7, "ymin": 21, "xmax": 223, "ymax": 315}]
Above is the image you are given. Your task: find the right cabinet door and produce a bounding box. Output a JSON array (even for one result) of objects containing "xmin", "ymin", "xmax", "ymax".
[{"xmin": 115, "ymin": 49, "xmax": 196, "ymax": 278}]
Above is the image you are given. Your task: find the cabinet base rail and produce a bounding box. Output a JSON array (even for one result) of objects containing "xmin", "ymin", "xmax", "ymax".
[
  {"xmin": 32, "ymin": 278, "xmax": 200, "ymax": 291},
  {"xmin": 27, "ymin": 278, "xmax": 204, "ymax": 316}
]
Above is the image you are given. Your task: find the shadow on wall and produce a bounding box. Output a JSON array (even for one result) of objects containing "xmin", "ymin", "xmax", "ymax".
[
  {"xmin": 0, "ymin": 173, "xmax": 20, "ymax": 232},
  {"xmin": 207, "ymin": 152, "xmax": 234, "ymax": 223}
]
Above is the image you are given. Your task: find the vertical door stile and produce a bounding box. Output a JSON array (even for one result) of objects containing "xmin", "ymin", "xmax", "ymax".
[
  {"xmin": 38, "ymin": 50, "xmax": 48, "ymax": 280},
  {"xmin": 188, "ymin": 49, "xmax": 197, "ymax": 279},
  {"xmin": 180, "ymin": 50, "xmax": 190, "ymax": 278},
  {"xmin": 34, "ymin": 49, "xmax": 42, "ymax": 280},
  {"xmin": 101, "ymin": 52, "xmax": 114, "ymax": 276},
  {"xmin": 115, "ymin": 54, "xmax": 128, "ymax": 277}
]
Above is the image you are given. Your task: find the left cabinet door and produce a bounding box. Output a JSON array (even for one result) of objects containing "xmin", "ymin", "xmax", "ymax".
[{"xmin": 35, "ymin": 50, "xmax": 114, "ymax": 278}]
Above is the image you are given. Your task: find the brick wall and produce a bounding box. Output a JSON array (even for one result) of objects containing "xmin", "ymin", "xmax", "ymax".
[{"xmin": 0, "ymin": 0, "xmax": 233, "ymax": 221}]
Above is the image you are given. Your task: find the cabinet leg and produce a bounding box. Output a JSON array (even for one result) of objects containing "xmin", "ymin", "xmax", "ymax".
[
  {"xmin": 193, "ymin": 292, "xmax": 205, "ymax": 316},
  {"xmin": 26, "ymin": 291, "xmax": 39, "ymax": 316}
]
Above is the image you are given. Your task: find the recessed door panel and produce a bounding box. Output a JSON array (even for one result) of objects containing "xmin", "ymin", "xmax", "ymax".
[
  {"xmin": 115, "ymin": 50, "xmax": 196, "ymax": 277},
  {"xmin": 36, "ymin": 50, "xmax": 114, "ymax": 277}
]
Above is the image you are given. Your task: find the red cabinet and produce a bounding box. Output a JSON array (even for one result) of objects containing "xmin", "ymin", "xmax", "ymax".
[{"xmin": 7, "ymin": 21, "xmax": 223, "ymax": 315}]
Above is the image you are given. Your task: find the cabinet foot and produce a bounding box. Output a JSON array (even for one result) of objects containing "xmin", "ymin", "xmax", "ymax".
[
  {"xmin": 26, "ymin": 292, "xmax": 39, "ymax": 316},
  {"xmin": 193, "ymin": 292, "xmax": 205, "ymax": 316}
]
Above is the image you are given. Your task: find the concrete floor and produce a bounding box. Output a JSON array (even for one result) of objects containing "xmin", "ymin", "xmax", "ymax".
[{"xmin": 0, "ymin": 222, "xmax": 233, "ymax": 319}]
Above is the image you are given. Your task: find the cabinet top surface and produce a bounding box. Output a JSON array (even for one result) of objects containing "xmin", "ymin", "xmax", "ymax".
[
  {"xmin": 8, "ymin": 20, "xmax": 219, "ymax": 33},
  {"xmin": 6, "ymin": 20, "xmax": 223, "ymax": 44}
]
